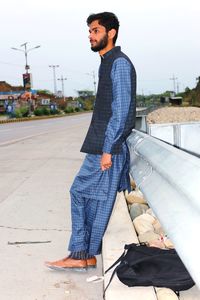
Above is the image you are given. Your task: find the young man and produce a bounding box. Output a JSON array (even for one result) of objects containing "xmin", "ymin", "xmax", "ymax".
[{"xmin": 45, "ymin": 12, "xmax": 136, "ymax": 271}]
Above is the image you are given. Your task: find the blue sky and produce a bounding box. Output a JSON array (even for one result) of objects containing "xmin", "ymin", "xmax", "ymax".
[{"xmin": 0, "ymin": 0, "xmax": 199, "ymax": 96}]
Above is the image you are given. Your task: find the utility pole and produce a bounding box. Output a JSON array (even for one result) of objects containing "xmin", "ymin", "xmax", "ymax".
[
  {"xmin": 92, "ymin": 70, "xmax": 97, "ymax": 96},
  {"xmin": 170, "ymin": 74, "xmax": 178, "ymax": 94},
  {"xmin": 86, "ymin": 71, "xmax": 97, "ymax": 96},
  {"xmin": 49, "ymin": 65, "xmax": 59, "ymax": 96},
  {"xmin": 176, "ymin": 82, "xmax": 180, "ymax": 94},
  {"xmin": 57, "ymin": 76, "xmax": 67, "ymax": 101}
]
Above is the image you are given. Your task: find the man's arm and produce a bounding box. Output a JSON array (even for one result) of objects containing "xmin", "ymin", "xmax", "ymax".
[{"xmin": 101, "ymin": 57, "xmax": 132, "ymax": 171}]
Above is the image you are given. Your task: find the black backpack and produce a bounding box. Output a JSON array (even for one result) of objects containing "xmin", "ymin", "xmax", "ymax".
[{"xmin": 104, "ymin": 243, "xmax": 194, "ymax": 293}]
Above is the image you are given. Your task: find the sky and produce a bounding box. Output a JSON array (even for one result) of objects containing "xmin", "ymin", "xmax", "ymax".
[{"xmin": 0, "ymin": 0, "xmax": 199, "ymax": 96}]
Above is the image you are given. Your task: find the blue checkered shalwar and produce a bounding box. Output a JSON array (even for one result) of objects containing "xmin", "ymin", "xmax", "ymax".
[{"xmin": 68, "ymin": 57, "xmax": 132, "ymax": 255}]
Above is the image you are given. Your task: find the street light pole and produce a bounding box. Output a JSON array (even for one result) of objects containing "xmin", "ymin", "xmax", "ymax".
[
  {"xmin": 11, "ymin": 42, "xmax": 40, "ymax": 115},
  {"xmin": 21, "ymin": 42, "xmax": 28, "ymax": 73},
  {"xmin": 49, "ymin": 65, "xmax": 59, "ymax": 96},
  {"xmin": 57, "ymin": 76, "xmax": 67, "ymax": 101},
  {"xmin": 11, "ymin": 42, "xmax": 41, "ymax": 74}
]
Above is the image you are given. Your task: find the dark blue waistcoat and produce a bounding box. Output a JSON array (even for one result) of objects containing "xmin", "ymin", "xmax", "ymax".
[{"xmin": 80, "ymin": 46, "xmax": 136, "ymax": 155}]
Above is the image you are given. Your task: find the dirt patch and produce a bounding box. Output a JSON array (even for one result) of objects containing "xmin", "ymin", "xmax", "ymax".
[{"xmin": 147, "ymin": 107, "xmax": 200, "ymax": 124}]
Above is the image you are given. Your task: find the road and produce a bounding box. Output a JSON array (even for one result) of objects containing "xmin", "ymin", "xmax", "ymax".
[
  {"xmin": 0, "ymin": 113, "xmax": 103, "ymax": 300},
  {"xmin": 0, "ymin": 114, "xmax": 90, "ymax": 146}
]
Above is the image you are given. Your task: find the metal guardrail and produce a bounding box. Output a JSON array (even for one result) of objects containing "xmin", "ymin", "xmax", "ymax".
[
  {"xmin": 127, "ymin": 130, "xmax": 200, "ymax": 288},
  {"xmin": 148, "ymin": 121, "xmax": 200, "ymax": 157}
]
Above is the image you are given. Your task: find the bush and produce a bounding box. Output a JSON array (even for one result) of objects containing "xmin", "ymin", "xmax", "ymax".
[
  {"xmin": 34, "ymin": 108, "xmax": 43, "ymax": 116},
  {"xmin": 14, "ymin": 109, "xmax": 23, "ymax": 118},
  {"xmin": 64, "ymin": 106, "xmax": 74, "ymax": 113},
  {"xmin": 42, "ymin": 107, "xmax": 50, "ymax": 115},
  {"xmin": 20, "ymin": 106, "xmax": 29, "ymax": 117},
  {"xmin": 74, "ymin": 107, "xmax": 81, "ymax": 112},
  {"xmin": 14, "ymin": 107, "xmax": 29, "ymax": 118},
  {"xmin": 34, "ymin": 107, "xmax": 50, "ymax": 116},
  {"xmin": 50, "ymin": 108, "xmax": 61, "ymax": 115}
]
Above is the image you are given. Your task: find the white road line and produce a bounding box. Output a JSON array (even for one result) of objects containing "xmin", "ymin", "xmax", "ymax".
[
  {"xmin": 0, "ymin": 132, "xmax": 49, "ymax": 147},
  {"xmin": 0, "ymin": 125, "xmax": 36, "ymax": 131}
]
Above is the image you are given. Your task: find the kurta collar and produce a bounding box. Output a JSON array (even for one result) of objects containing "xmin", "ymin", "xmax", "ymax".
[{"xmin": 100, "ymin": 46, "xmax": 121, "ymax": 60}]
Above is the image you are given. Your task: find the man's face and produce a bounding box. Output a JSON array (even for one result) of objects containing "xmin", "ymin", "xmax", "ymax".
[{"xmin": 88, "ymin": 20, "xmax": 108, "ymax": 52}]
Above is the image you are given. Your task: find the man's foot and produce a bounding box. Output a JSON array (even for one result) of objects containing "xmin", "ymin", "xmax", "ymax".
[
  {"xmin": 45, "ymin": 257, "xmax": 87, "ymax": 271},
  {"xmin": 87, "ymin": 256, "xmax": 97, "ymax": 268}
]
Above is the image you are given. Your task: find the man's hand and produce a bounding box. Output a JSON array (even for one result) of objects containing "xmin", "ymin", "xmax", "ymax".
[{"xmin": 101, "ymin": 153, "xmax": 112, "ymax": 171}]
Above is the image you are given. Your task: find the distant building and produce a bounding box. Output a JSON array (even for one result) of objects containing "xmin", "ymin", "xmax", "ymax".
[
  {"xmin": 0, "ymin": 81, "xmax": 38, "ymax": 113},
  {"xmin": 67, "ymin": 100, "xmax": 80, "ymax": 108},
  {"xmin": 77, "ymin": 90, "xmax": 94, "ymax": 99},
  {"xmin": 169, "ymin": 96, "xmax": 183, "ymax": 105}
]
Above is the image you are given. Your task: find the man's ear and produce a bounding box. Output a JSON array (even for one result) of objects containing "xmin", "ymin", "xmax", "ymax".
[{"xmin": 108, "ymin": 29, "xmax": 116, "ymax": 41}]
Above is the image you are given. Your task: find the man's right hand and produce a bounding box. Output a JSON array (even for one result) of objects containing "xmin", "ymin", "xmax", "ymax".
[{"xmin": 100, "ymin": 153, "xmax": 112, "ymax": 171}]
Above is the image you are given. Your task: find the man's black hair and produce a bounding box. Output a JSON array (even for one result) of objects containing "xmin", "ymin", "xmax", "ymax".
[{"xmin": 87, "ymin": 12, "xmax": 120, "ymax": 44}]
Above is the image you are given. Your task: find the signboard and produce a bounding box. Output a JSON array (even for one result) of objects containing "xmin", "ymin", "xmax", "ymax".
[
  {"xmin": 23, "ymin": 73, "xmax": 31, "ymax": 90},
  {"xmin": 41, "ymin": 99, "xmax": 50, "ymax": 105}
]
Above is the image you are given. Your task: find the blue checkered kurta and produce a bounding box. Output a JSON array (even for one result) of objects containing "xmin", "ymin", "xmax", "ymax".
[{"xmin": 68, "ymin": 57, "xmax": 133, "ymax": 255}]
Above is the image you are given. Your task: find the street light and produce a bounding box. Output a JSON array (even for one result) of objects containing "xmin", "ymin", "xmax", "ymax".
[
  {"xmin": 11, "ymin": 42, "xmax": 41, "ymax": 73},
  {"xmin": 11, "ymin": 42, "xmax": 40, "ymax": 115}
]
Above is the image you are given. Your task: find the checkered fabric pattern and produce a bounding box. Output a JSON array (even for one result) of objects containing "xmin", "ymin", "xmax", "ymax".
[
  {"xmin": 68, "ymin": 57, "xmax": 134, "ymax": 255},
  {"xmin": 103, "ymin": 57, "xmax": 132, "ymax": 153},
  {"xmin": 68, "ymin": 143, "xmax": 130, "ymax": 255}
]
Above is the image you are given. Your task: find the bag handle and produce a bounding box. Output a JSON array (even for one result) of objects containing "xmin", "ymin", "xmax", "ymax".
[
  {"xmin": 104, "ymin": 243, "xmax": 143, "ymax": 274},
  {"xmin": 103, "ymin": 264, "xmax": 123, "ymax": 296},
  {"xmin": 104, "ymin": 249, "xmax": 126, "ymax": 274},
  {"xmin": 104, "ymin": 243, "xmax": 153, "ymax": 295}
]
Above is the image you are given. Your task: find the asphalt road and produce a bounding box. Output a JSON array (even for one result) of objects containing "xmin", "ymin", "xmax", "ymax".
[
  {"xmin": 0, "ymin": 113, "xmax": 103, "ymax": 300},
  {"xmin": 0, "ymin": 114, "xmax": 91, "ymax": 146}
]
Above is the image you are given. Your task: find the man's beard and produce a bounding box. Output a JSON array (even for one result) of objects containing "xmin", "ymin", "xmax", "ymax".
[{"xmin": 91, "ymin": 34, "xmax": 108, "ymax": 52}]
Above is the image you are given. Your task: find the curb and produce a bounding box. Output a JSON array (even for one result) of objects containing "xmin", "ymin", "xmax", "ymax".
[
  {"xmin": 102, "ymin": 192, "xmax": 157, "ymax": 300},
  {"xmin": 0, "ymin": 111, "xmax": 91, "ymax": 125}
]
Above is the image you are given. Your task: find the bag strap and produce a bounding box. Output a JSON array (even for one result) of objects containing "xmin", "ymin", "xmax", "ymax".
[
  {"xmin": 104, "ymin": 249, "xmax": 126, "ymax": 274},
  {"xmin": 104, "ymin": 264, "xmax": 123, "ymax": 296},
  {"xmin": 103, "ymin": 244, "xmax": 158, "ymax": 295},
  {"xmin": 103, "ymin": 249, "xmax": 127, "ymax": 296}
]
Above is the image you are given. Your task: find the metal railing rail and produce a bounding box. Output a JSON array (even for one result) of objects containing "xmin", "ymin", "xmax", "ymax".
[
  {"xmin": 127, "ymin": 129, "xmax": 200, "ymax": 288},
  {"xmin": 147, "ymin": 121, "xmax": 200, "ymax": 157}
]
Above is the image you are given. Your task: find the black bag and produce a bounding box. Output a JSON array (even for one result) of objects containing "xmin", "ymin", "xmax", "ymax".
[{"xmin": 105, "ymin": 243, "xmax": 194, "ymax": 293}]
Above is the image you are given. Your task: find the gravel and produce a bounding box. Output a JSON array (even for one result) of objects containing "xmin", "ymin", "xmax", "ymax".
[{"xmin": 147, "ymin": 107, "xmax": 200, "ymax": 124}]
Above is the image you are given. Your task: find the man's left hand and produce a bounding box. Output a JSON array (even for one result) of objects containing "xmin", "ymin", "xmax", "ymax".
[{"xmin": 101, "ymin": 153, "xmax": 112, "ymax": 171}]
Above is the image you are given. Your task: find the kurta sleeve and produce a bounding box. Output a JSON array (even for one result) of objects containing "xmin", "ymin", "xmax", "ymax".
[{"xmin": 102, "ymin": 57, "xmax": 132, "ymax": 154}]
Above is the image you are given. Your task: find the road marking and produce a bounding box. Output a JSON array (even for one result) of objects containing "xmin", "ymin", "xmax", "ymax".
[{"xmin": 0, "ymin": 132, "xmax": 49, "ymax": 147}]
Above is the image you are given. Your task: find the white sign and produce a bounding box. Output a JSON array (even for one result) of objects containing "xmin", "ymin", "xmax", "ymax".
[{"xmin": 41, "ymin": 98, "xmax": 50, "ymax": 105}]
